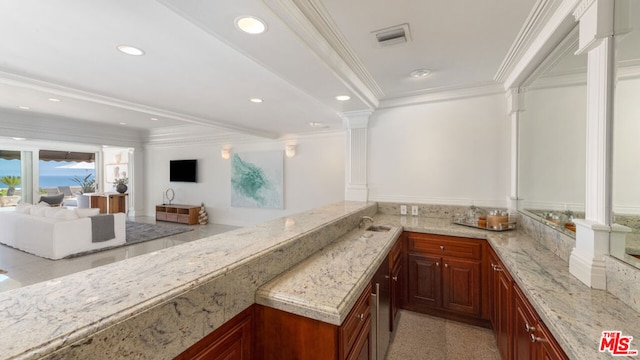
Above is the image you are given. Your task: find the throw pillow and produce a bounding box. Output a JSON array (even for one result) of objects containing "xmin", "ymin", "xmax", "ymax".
[
  {"xmin": 54, "ymin": 209, "xmax": 79, "ymax": 220},
  {"xmin": 15, "ymin": 203, "xmax": 32, "ymax": 214},
  {"xmin": 31, "ymin": 206, "xmax": 48, "ymax": 217},
  {"xmin": 74, "ymin": 208, "xmax": 100, "ymax": 218},
  {"xmin": 45, "ymin": 207, "xmax": 64, "ymax": 218}
]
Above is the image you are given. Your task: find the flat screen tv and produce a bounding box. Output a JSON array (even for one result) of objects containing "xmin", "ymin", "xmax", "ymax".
[{"xmin": 170, "ymin": 159, "xmax": 197, "ymax": 182}]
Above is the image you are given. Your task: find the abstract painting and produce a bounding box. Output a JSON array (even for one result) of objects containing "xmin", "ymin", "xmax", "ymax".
[{"xmin": 231, "ymin": 151, "xmax": 283, "ymax": 209}]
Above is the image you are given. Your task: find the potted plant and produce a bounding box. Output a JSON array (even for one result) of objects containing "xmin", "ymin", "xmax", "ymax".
[
  {"xmin": 71, "ymin": 174, "xmax": 96, "ymax": 194},
  {"xmin": 113, "ymin": 177, "xmax": 128, "ymax": 194},
  {"xmin": 0, "ymin": 176, "xmax": 20, "ymax": 196}
]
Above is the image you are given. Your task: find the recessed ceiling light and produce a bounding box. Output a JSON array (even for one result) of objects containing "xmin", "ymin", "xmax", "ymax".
[
  {"xmin": 235, "ymin": 16, "xmax": 267, "ymax": 34},
  {"xmin": 336, "ymin": 95, "xmax": 351, "ymax": 101},
  {"xmin": 309, "ymin": 122, "xmax": 328, "ymax": 128},
  {"xmin": 249, "ymin": 98, "xmax": 263, "ymax": 103},
  {"xmin": 48, "ymin": 98, "xmax": 61, "ymax": 102},
  {"xmin": 409, "ymin": 69, "xmax": 432, "ymax": 78},
  {"xmin": 150, "ymin": 117, "xmax": 158, "ymax": 121},
  {"xmin": 12, "ymin": 137, "xmax": 26, "ymax": 141},
  {"xmin": 120, "ymin": 122, "xmax": 127, "ymax": 125},
  {"xmin": 18, "ymin": 106, "xmax": 30, "ymax": 110},
  {"xmin": 116, "ymin": 44, "xmax": 145, "ymax": 56}
]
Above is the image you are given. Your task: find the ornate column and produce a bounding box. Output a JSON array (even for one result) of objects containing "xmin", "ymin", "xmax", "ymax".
[
  {"xmin": 506, "ymin": 88, "xmax": 524, "ymax": 212},
  {"xmin": 341, "ymin": 110, "xmax": 372, "ymax": 202},
  {"xmin": 569, "ymin": 0, "xmax": 614, "ymax": 289}
]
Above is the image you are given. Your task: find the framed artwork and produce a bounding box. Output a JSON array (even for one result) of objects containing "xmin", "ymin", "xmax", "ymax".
[{"xmin": 231, "ymin": 151, "xmax": 283, "ymax": 209}]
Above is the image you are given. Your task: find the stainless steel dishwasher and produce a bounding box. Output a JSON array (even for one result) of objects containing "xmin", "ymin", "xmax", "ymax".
[{"xmin": 370, "ymin": 255, "xmax": 391, "ymax": 360}]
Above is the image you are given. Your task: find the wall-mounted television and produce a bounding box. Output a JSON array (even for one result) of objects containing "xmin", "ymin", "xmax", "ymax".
[{"xmin": 170, "ymin": 159, "xmax": 197, "ymax": 182}]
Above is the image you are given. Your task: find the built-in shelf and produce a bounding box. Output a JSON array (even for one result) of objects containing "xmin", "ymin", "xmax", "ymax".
[{"xmin": 156, "ymin": 204, "xmax": 199, "ymax": 225}]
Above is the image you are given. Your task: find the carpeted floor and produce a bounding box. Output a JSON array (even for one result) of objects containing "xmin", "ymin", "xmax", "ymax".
[{"xmin": 386, "ymin": 310, "xmax": 500, "ymax": 360}]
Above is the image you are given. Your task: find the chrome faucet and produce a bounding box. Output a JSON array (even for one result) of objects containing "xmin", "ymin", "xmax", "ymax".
[{"xmin": 359, "ymin": 216, "xmax": 374, "ymax": 229}]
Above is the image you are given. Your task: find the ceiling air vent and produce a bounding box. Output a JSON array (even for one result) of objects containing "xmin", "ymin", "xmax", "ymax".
[{"xmin": 373, "ymin": 24, "xmax": 411, "ymax": 47}]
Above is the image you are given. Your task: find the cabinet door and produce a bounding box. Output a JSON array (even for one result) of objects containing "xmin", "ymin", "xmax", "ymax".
[
  {"xmin": 345, "ymin": 316, "xmax": 371, "ymax": 360},
  {"xmin": 513, "ymin": 288, "xmax": 536, "ymax": 360},
  {"xmin": 407, "ymin": 253, "xmax": 442, "ymax": 308},
  {"xmin": 535, "ymin": 320, "xmax": 569, "ymax": 360},
  {"xmin": 390, "ymin": 256, "xmax": 403, "ymax": 332},
  {"xmin": 177, "ymin": 307, "xmax": 253, "ymax": 360},
  {"xmin": 495, "ymin": 265, "xmax": 512, "ymax": 360},
  {"xmin": 442, "ymin": 258, "xmax": 481, "ymax": 316}
]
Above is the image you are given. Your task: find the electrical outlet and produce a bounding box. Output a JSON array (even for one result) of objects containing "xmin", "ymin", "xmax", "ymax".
[
  {"xmin": 411, "ymin": 205, "xmax": 419, "ymax": 216},
  {"xmin": 400, "ymin": 205, "xmax": 407, "ymax": 215}
]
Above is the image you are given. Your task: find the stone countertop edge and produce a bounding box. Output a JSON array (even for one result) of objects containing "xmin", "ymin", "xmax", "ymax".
[
  {"xmin": 255, "ymin": 226, "xmax": 403, "ymax": 325},
  {"xmin": 372, "ymin": 214, "xmax": 639, "ymax": 360},
  {"xmin": 0, "ymin": 201, "xmax": 377, "ymax": 360}
]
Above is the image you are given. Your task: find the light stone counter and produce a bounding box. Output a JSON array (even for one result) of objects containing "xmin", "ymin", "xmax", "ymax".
[
  {"xmin": 0, "ymin": 201, "xmax": 377, "ymax": 360},
  {"xmin": 256, "ymin": 225, "xmax": 403, "ymax": 325},
  {"xmin": 379, "ymin": 214, "xmax": 640, "ymax": 360}
]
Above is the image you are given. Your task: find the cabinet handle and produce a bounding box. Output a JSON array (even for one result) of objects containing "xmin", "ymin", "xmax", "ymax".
[
  {"xmin": 444, "ymin": 263, "xmax": 449, "ymax": 268},
  {"xmin": 357, "ymin": 313, "xmax": 365, "ymax": 321},
  {"xmin": 440, "ymin": 245, "xmax": 445, "ymax": 250},
  {"xmin": 525, "ymin": 323, "xmax": 535, "ymax": 333},
  {"xmin": 436, "ymin": 262, "xmax": 440, "ymax": 267},
  {"xmin": 530, "ymin": 333, "xmax": 545, "ymax": 343},
  {"xmin": 392, "ymin": 276, "xmax": 398, "ymax": 281}
]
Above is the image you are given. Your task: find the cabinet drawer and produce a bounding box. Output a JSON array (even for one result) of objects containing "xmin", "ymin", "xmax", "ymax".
[
  {"xmin": 156, "ymin": 212, "xmax": 167, "ymax": 221},
  {"xmin": 340, "ymin": 284, "xmax": 371, "ymax": 358},
  {"xmin": 165, "ymin": 213, "xmax": 179, "ymax": 222},
  {"xmin": 407, "ymin": 233, "xmax": 481, "ymax": 260}
]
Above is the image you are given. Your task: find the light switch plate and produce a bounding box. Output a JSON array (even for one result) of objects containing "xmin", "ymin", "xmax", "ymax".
[
  {"xmin": 400, "ymin": 205, "xmax": 407, "ymax": 215},
  {"xmin": 411, "ymin": 205, "xmax": 419, "ymax": 216}
]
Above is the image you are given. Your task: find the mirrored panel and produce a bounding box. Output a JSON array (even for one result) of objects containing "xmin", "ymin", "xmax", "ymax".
[
  {"xmin": 518, "ymin": 26, "xmax": 587, "ymax": 236},
  {"xmin": 611, "ymin": 0, "xmax": 640, "ymax": 268}
]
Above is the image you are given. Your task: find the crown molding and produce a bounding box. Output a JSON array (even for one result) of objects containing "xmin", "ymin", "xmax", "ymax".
[
  {"xmin": 263, "ymin": 0, "xmax": 380, "ymax": 109},
  {"xmin": 494, "ymin": 0, "xmax": 558, "ymax": 83},
  {"xmin": 145, "ymin": 124, "xmax": 344, "ymax": 148},
  {"xmin": 0, "ymin": 108, "xmax": 145, "ymax": 148},
  {"xmin": 377, "ymin": 83, "xmax": 505, "ymax": 109},
  {"xmin": 572, "ymin": 0, "xmax": 596, "ymax": 20},
  {"xmin": 0, "ymin": 69, "xmax": 279, "ymax": 139}
]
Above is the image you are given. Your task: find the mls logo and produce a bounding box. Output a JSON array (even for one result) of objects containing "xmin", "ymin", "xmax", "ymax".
[{"xmin": 599, "ymin": 331, "xmax": 638, "ymax": 356}]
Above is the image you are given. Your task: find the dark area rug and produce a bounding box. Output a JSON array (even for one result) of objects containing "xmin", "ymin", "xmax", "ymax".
[
  {"xmin": 65, "ymin": 221, "xmax": 193, "ymax": 258},
  {"xmin": 126, "ymin": 221, "xmax": 193, "ymax": 244}
]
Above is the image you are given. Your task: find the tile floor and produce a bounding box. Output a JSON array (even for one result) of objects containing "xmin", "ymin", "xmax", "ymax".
[
  {"xmin": 0, "ymin": 216, "xmax": 238, "ymax": 293},
  {"xmin": 386, "ymin": 310, "xmax": 500, "ymax": 359}
]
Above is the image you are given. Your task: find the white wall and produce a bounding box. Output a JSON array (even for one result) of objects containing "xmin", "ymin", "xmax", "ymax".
[
  {"xmin": 144, "ymin": 131, "xmax": 345, "ymax": 226},
  {"xmin": 367, "ymin": 93, "xmax": 510, "ymax": 207}
]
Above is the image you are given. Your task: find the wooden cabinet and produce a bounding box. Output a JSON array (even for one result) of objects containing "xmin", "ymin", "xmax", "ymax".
[
  {"xmin": 156, "ymin": 204, "xmax": 199, "ymax": 225},
  {"xmin": 513, "ymin": 286, "xmax": 568, "ymax": 360},
  {"xmin": 489, "ymin": 246, "xmax": 512, "ymax": 360},
  {"xmin": 488, "ymin": 245, "xmax": 568, "ymax": 360},
  {"xmin": 254, "ymin": 283, "xmax": 372, "ymax": 360},
  {"xmin": 174, "ymin": 306, "xmax": 253, "ymax": 360},
  {"xmin": 404, "ymin": 232, "xmax": 485, "ymax": 323},
  {"xmin": 389, "ymin": 236, "xmax": 404, "ymax": 332},
  {"xmin": 90, "ymin": 193, "xmax": 127, "ymax": 214}
]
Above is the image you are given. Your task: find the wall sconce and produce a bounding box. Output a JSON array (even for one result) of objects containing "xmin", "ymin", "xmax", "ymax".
[
  {"xmin": 285, "ymin": 144, "xmax": 296, "ymax": 158},
  {"xmin": 221, "ymin": 147, "xmax": 231, "ymax": 160}
]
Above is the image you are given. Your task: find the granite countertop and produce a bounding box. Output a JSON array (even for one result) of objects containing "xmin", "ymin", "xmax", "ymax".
[
  {"xmin": 0, "ymin": 201, "xmax": 377, "ymax": 360},
  {"xmin": 383, "ymin": 214, "xmax": 640, "ymax": 360},
  {"xmin": 257, "ymin": 213, "xmax": 640, "ymax": 359},
  {"xmin": 256, "ymin": 225, "xmax": 403, "ymax": 325}
]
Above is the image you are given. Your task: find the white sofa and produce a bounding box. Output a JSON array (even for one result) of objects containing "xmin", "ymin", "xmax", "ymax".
[{"xmin": 0, "ymin": 205, "xmax": 126, "ymax": 260}]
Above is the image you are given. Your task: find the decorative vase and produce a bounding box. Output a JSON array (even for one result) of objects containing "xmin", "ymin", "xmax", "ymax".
[{"xmin": 116, "ymin": 184, "xmax": 127, "ymax": 194}]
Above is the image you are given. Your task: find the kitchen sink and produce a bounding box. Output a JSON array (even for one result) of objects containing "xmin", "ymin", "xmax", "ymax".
[{"xmin": 366, "ymin": 225, "xmax": 391, "ymax": 232}]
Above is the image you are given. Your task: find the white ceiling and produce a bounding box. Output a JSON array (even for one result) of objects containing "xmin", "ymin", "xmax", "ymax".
[{"xmin": 0, "ymin": 0, "xmax": 539, "ymax": 139}]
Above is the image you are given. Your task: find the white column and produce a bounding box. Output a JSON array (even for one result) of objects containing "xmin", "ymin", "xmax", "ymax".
[
  {"xmin": 506, "ymin": 88, "xmax": 523, "ymax": 212},
  {"xmin": 569, "ymin": 0, "xmax": 614, "ymax": 289},
  {"xmin": 341, "ymin": 110, "xmax": 372, "ymax": 202}
]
